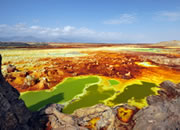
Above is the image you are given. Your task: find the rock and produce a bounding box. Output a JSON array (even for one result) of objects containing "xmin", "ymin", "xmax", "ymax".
[
  {"xmin": 140, "ymin": 55, "xmax": 180, "ymax": 69},
  {"xmin": 72, "ymin": 104, "xmax": 138, "ymax": 130},
  {"xmin": 38, "ymin": 77, "xmax": 49, "ymax": 89},
  {"xmin": 146, "ymin": 95, "xmax": 164, "ymax": 105},
  {"xmin": 146, "ymin": 80, "xmax": 180, "ymax": 106},
  {"xmin": 6, "ymin": 64, "xmax": 17, "ymax": 73},
  {"xmin": 24, "ymin": 75, "xmax": 39, "ymax": 87},
  {"xmin": 122, "ymin": 72, "xmax": 133, "ymax": 79},
  {"xmin": 125, "ymin": 72, "xmax": 131, "ymax": 77},
  {"xmin": 39, "ymin": 104, "xmax": 64, "ymax": 114},
  {"xmin": 39, "ymin": 104, "xmax": 87, "ymax": 130},
  {"xmin": 113, "ymin": 104, "xmax": 138, "ymax": 130},
  {"xmin": 0, "ymin": 55, "xmax": 33, "ymax": 130},
  {"xmin": 133, "ymin": 80, "xmax": 180, "ymax": 130},
  {"xmin": 115, "ymin": 104, "xmax": 138, "ymax": 123},
  {"xmin": 133, "ymin": 97, "xmax": 180, "ymax": 130},
  {"xmin": 38, "ymin": 104, "xmax": 137, "ymax": 129},
  {"xmin": 159, "ymin": 80, "xmax": 180, "ymax": 98},
  {"xmin": 72, "ymin": 104, "xmax": 116, "ymax": 129}
]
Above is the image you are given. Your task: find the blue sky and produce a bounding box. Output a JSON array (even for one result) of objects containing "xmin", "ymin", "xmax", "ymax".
[{"xmin": 0, "ymin": 0, "xmax": 180, "ymax": 43}]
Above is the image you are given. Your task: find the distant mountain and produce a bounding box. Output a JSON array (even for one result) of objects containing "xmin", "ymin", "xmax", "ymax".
[
  {"xmin": 0, "ymin": 36, "xmax": 75, "ymax": 47},
  {"xmin": 0, "ymin": 41, "xmax": 30, "ymax": 47},
  {"xmin": 0, "ymin": 36, "xmax": 46, "ymax": 42},
  {"xmin": 0, "ymin": 36, "xmax": 105, "ymax": 43},
  {"xmin": 0, "ymin": 36, "xmax": 75, "ymax": 43},
  {"xmin": 156, "ymin": 40, "xmax": 180, "ymax": 46}
]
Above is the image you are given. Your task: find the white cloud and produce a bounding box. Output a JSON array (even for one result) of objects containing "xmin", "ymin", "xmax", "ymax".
[
  {"xmin": 0, "ymin": 23, "xmax": 147, "ymax": 43},
  {"xmin": 30, "ymin": 26, "xmax": 40, "ymax": 30},
  {"xmin": 63, "ymin": 26, "xmax": 75, "ymax": 32},
  {"xmin": 156, "ymin": 11, "xmax": 180, "ymax": 21},
  {"xmin": 104, "ymin": 14, "xmax": 136, "ymax": 24}
]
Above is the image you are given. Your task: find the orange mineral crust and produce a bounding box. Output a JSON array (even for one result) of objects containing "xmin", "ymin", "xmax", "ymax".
[
  {"xmin": 117, "ymin": 107, "xmax": 137, "ymax": 123},
  {"xmin": 1, "ymin": 45, "xmax": 180, "ymax": 92},
  {"xmin": 86, "ymin": 117, "xmax": 100, "ymax": 129}
]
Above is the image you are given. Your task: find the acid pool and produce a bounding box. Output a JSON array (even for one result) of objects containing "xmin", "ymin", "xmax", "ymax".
[{"xmin": 20, "ymin": 76, "xmax": 159, "ymax": 113}]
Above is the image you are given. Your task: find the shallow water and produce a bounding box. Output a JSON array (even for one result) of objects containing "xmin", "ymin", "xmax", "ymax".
[
  {"xmin": 63, "ymin": 84, "xmax": 115, "ymax": 114},
  {"xmin": 20, "ymin": 76, "xmax": 99, "ymax": 111},
  {"xmin": 48, "ymin": 51, "xmax": 87, "ymax": 57},
  {"xmin": 109, "ymin": 79, "xmax": 120, "ymax": 86},
  {"xmin": 20, "ymin": 76, "xmax": 158, "ymax": 113},
  {"xmin": 109, "ymin": 81, "xmax": 157, "ymax": 105}
]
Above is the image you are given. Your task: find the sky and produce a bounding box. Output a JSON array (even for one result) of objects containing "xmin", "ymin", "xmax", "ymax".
[{"xmin": 0, "ymin": 0, "xmax": 180, "ymax": 43}]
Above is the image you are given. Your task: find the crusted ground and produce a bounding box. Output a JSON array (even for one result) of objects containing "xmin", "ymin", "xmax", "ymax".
[
  {"xmin": 1, "ymin": 54, "xmax": 180, "ymax": 130},
  {"xmin": 1, "ymin": 44, "xmax": 180, "ymax": 92}
]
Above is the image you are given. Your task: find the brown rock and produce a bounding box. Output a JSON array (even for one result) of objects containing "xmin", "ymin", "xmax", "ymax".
[
  {"xmin": 133, "ymin": 80, "xmax": 180, "ymax": 130},
  {"xmin": 0, "ymin": 55, "xmax": 33, "ymax": 130},
  {"xmin": 7, "ymin": 64, "xmax": 17, "ymax": 73},
  {"xmin": 24, "ymin": 75, "xmax": 39, "ymax": 87},
  {"xmin": 146, "ymin": 95, "xmax": 164, "ymax": 105},
  {"xmin": 73, "ymin": 104, "xmax": 117, "ymax": 129},
  {"xmin": 158, "ymin": 80, "xmax": 180, "ymax": 99},
  {"xmin": 133, "ymin": 97, "xmax": 180, "ymax": 130},
  {"xmin": 39, "ymin": 104, "xmax": 87, "ymax": 130}
]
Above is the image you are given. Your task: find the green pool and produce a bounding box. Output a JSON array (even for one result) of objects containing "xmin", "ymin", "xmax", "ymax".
[
  {"xmin": 109, "ymin": 79, "xmax": 120, "ymax": 86},
  {"xmin": 63, "ymin": 84, "xmax": 115, "ymax": 114},
  {"xmin": 20, "ymin": 76, "xmax": 99, "ymax": 111},
  {"xmin": 109, "ymin": 81, "xmax": 157, "ymax": 105},
  {"xmin": 20, "ymin": 76, "xmax": 158, "ymax": 113}
]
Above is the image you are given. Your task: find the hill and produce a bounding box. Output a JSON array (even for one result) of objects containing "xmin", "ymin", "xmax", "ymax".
[
  {"xmin": 0, "ymin": 41, "xmax": 48, "ymax": 47},
  {"xmin": 156, "ymin": 40, "xmax": 180, "ymax": 46},
  {"xmin": 0, "ymin": 41, "xmax": 30, "ymax": 47}
]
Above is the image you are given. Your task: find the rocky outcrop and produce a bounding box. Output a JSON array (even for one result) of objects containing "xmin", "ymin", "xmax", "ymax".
[
  {"xmin": 73, "ymin": 104, "xmax": 138, "ymax": 130},
  {"xmin": 6, "ymin": 64, "xmax": 18, "ymax": 73},
  {"xmin": 0, "ymin": 55, "xmax": 32, "ymax": 130},
  {"xmin": 133, "ymin": 80, "xmax": 180, "ymax": 130},
  {"xmin": 133, "ymin": 97, "xmax": 180, "ymax": 130},
  {"xmin": 38, "ymin": 103, "xmax": 137, "ymax": 130},
  {"xmin": 140, "ymin": 54, "xmax": 180, "ymax": 69},
  {"xmin": 0, "ymin": 55, "xmax": 49, "ymax": 130},
  {"xmin": 38, "ymin": 104, "xmax": 87, "ymax": 130}
]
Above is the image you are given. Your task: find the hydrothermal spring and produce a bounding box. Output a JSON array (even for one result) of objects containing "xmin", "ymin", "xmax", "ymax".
[{"xmin": 20, "ymin": 75, "xmax": 159, "ymax": 113}]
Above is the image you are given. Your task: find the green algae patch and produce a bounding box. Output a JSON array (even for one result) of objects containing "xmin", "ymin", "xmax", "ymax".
[
  {"xmin": 20, "ymin": 76, "xmax": 99, "ymax": 111},
  {"xmin": 109, "ymin": 79, "xmax": 120, "ymax": 86},
  {"xmin": 63, "ymin": 84, "xmax": 115, "ymax": 114},
  {"xmin": 108, "ymin": 81, "xmax": 157, "ymax": 108},
  {"xmin": 124, "ymin": 48, "xmax": 162, "ymax": 53}
]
